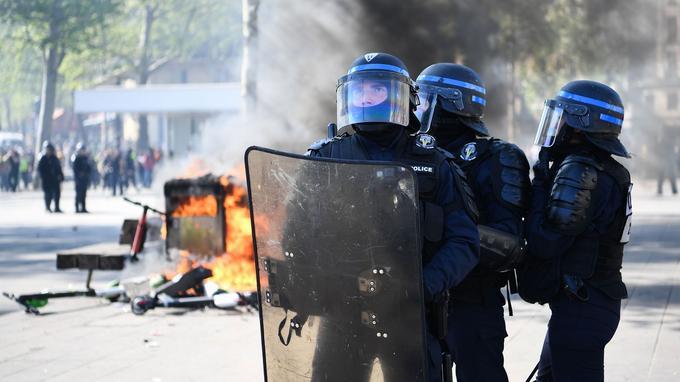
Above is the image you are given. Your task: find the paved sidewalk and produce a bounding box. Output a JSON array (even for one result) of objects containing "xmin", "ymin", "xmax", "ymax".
[{"xmin": 0, "ymin": 183, "xmax": 679, "ymax": 381}]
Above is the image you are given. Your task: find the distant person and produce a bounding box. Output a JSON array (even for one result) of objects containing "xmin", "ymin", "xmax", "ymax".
[
  {"xmin": 141, "ymin": 148, "xmax": 155, "ymax": 188},
  {"xmin": 71, "ymin": 142, "xmax": 91, "ymax": 213},
  {"xmin": 0, "ymin": 150, "xmax": 9, "ymax": 191},
  {"xmin": 103, "ymin": 149, "xmax": 123, "ymax": 196},
  {"xmin": 656, "ymin": 137, "xmax": 678, "ymax": 196},
  {"xmin": 88, "ymin": 155, "xmax": 100, "ymax": 189},
  {"xmin": 37, "ymin": 141, "xmax": 64, "ymax": 213},
  {"xmin": 19, "ymin": 153, "xmax": 31, "ymax": 190},
  {"xmin": 6, "ymin": 149, "xmax": 20, "ymax": 192},
  {"xmin": 122, "ymin": 148, "xmax": 137, "ymax": 192}
]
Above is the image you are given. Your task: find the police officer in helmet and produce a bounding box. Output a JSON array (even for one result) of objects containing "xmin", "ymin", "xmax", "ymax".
[
  {"xmin": 415, "ymin": 63, "xmax": 530, "ymax": 382},
  {"xmin": 307, "ymin": 52, "xmax": 480, "ymax": 381},
  {"xmin": 521, "ymin": 80, "xmax": 632, "ymax": 381}
]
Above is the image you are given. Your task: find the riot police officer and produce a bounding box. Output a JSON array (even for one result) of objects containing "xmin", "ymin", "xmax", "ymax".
[
  {"xmin": 415, "ymin": 63, "xmax": 530, "ymax": 382},
  {"xmin": 37, "ymin": 141, "xmax": 64, "ymax": 213},
  {"xmin": 520, "ymin": 80, "xmax": 632, "ymax": 381},
  {"xmin": 307, "ymin": 53, "xmax": 480, "ymax": 381},
  {"xmin": 71, "ymin": 142, "xmax": 91, "ymax": 213}
]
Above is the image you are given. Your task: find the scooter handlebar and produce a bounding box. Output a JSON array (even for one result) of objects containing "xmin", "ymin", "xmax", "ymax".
[{"xmin": 122, "ymin": 197, "xmax": 166, "ymax": 215}]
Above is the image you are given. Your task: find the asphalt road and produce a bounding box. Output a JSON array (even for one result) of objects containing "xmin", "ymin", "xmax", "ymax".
[{"xmin": 0, "ymin": 181, "xmax": 678, "ymax": 381}]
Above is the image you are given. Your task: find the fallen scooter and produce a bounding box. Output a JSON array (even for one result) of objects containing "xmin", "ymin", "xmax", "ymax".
[
  {"xmin": 3, "ymin": 197, "xmax": 164, "ymax": 314},
  {"xmin": 130, "ymin": 266, "xmax": 258, "ymax": 315}
]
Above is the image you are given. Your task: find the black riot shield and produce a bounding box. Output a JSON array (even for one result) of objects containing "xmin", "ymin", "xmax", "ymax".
[{"xmin": 245, "ymin": 147, "xmax": 428, "ymax": 382}]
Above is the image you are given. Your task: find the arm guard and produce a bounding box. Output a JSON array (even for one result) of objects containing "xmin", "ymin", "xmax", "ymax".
[
  {"xmin": 491, "ymin": 141, "xmax": 531, "ymax": 213},
  {"xmin": 447, "ymin": 156, "xmax": 480, "ymax": 224},
  {"xmin": 478, "ymin": 225, "xmax": 526, "ymax": 272},
  {"xmin": 546, "ymin": 155, "xmax": 602, "ymax": 235}
]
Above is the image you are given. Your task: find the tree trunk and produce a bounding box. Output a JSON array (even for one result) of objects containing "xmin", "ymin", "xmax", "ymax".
[
  {"xmin": 34, "ymin": 45, "xmax": 60, "ymax": 155},
  {"xmin": 136, "ymin": 4, "xmax": 154, "ymax": 152},
  {"xmin": 33, "ymin": 1, "xmax": 64, "ymax": 182},
  {"xmin": 241, "ymin": 0, "xmax": 260, "ymax": 115},
  {"xmin": 2, "ymin": 96, "xmax": 10, "ymax": 131}
]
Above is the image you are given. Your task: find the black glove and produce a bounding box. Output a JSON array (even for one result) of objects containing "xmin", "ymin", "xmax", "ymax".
[{"xmin": 532, "ymin": 147, "xmax": 551, "ymax": 186}]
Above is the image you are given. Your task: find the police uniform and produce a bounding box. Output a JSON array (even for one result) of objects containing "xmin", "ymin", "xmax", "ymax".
[
  {"xmin": 308, "ymin": 129, "xmax": 480, "ymax": 382},
  {"xmin": 444, "ymin": 133, "xmax": 529, "ymax": 382},
  {"xmin": 527, "ymin": 149, "xmax": 630, "ymax": 381},
  {"xmin": 521, "ymin": 80, "xmax": 632, "ymax": 381},
  {"xmin": 415, "ymin": 63, "xmax": 530, "ymax": 382}
]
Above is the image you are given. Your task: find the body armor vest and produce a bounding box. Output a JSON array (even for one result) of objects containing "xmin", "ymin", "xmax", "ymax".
[
  {"xmin": 446, "ymin": 137, "xmax": 530, "ymax": 302},
  {"xmin": 311, "ymin": 133, "xmax": 475, "ymax": 266},
  {"xmin": 557, "ymin": 154, "xmax": 631, "ymax": 299}
]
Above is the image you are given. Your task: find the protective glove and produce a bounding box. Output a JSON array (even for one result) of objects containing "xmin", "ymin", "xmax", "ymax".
[{"xmin": 531, "ymin": 147, "xmax": 551, "ymax": 187}]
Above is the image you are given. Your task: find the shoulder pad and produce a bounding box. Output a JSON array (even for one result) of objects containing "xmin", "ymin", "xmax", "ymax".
[
  {"xmin": 307, "ymin": 137, "xmax": 333, "ymax": 151},
  {"xmin": 449, "ymin": 161, "xmax": 479, "ymax": 223},
  {"xmin": 546, "ymin": 154, "xmax": 600, "ymax": 235},
  {"xmin": 601, "ymin": 156, "xmax": 631, "ymax": 188},
  {"xmin": 306, "ymin": 133, "xmax": 350, "ymax": 154},
  {"xmin": 560, "ymin": 154, "xmax": 604, "ymax": 171},
  {"xmin": 489, "ymin": 141, "xmax": 531, "ymax": 212}
]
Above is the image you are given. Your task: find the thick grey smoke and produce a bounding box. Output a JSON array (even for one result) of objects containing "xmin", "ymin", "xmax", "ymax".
[{"xmin": 156, "ymin": 0, "xmax": 658, "ymax": 182}]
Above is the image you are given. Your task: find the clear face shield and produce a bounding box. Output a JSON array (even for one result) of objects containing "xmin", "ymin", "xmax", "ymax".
[
  {"xmin": 414, "ymin": 84, "xmax": 463, "ymax": 133},
  {"xmin": 534, "ymin": 99, "xmax": 589, "ymax": 147},
  {"xmin": 336, "ymin": 71, "xmax": 411, "ymax": 129}
]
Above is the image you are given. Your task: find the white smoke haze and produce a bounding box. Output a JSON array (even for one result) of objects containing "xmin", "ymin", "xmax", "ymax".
[
  {"xmin": 150, "ymin": 0, "xmax": 668, "ymax": 196},
  {"xmin": 152, "ymin": 0, "xmax": 364, "ymax": 185}
]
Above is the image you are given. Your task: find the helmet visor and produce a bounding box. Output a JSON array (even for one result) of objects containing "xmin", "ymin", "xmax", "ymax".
[
  {"xmin": 415, "ymin": 90, "xmax": 437, "ymax": 133},
  {"xmin": 337, "ymin": 72, "xmax": 411, "ymax": 129},
  {"xmin": 534, "ymin": 100, "xmax": 566, "ymax": 147}
]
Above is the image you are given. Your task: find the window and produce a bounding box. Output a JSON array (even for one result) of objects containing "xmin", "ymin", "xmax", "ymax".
[
  {"xmin": 646, "ymin": 94, "xmax": 655, "ymax": 107},
  {"xmin": 668, "ymin": 16, "xmax": 678, "ymax": 43},
  {"xmin": 668, "ymin": 51, "xmax": 677, "ymax": 77},
  {"xmin": 668, "ymin": 92, "xmax": 678, "ymax": 110}
]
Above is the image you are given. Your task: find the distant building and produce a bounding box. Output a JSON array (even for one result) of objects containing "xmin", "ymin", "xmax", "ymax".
[
  {"xmin": 626, "ymin": 0, "xmax": 680, "ymax": 175},
  {"xmin": 75, "ymin": 57, "xmax": 241, "ymax": 157}
]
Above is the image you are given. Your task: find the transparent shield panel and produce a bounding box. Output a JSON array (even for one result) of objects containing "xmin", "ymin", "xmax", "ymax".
[
  {"xmin": 246, "ymin": 147, "xmax": 428, "ymax": 382},
  {"xmin": 534, "ymin": 102, "xmax": 565, "ymax": 147},
  {"xmin": 337, "ymin": 76, "xmax": 411, "ymax": 129},
  {"xmin": 415, "ymin": 91, "xmax": 437, "ymax": 134}
]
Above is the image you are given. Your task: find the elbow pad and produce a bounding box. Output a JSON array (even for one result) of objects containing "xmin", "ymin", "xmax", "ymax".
[{"xmin": 546, "ymin": 155, "xmax": 602, "ymax": 235}]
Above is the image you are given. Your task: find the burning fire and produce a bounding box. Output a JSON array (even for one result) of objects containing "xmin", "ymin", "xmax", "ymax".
[
  {"xmin": 171, "ymin": 195, "xmax": 218, "ymax": 217},
  {"xmin": 168, "ymin": 172, "xmax": 259, "ymax": 292}
]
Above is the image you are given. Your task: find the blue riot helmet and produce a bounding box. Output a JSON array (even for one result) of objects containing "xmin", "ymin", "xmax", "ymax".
[
  {"xmin": 415, "ymin": 63, "xmax": 488, "ymax": 136},
  {"xmin": 535, "ymin": 80, "xmax": 630, "ymax": 157},
  {"xmin": 337, "ymin": 52, "xmax": 420, "ymax": 132}
]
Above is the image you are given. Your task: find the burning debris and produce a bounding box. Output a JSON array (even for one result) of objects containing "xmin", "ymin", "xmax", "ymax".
[
  {"xmin": 164, "ymin": 174, "xmax": 258, "ymax": 293},
  {"xmin": 130, "ymin": 173, "xmax": 260, "ymax": 315},
  {"xmin": 130, "ymin": 266, "xmax": 258, "ymax": 315},
  {"xmin": 4, "ymin": 173, "xmax": 260, "ymax": 316}
]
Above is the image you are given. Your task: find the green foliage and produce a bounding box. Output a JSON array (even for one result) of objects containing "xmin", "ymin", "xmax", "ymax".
[
  {"xmin": 0, "ymin": 0, "xmax": 241, "ymax": 128},
  {"xmin": 0, "ymin": 23, "xmax": 42, "ymax": 123}
]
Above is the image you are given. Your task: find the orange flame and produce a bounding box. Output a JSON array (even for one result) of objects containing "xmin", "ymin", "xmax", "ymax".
[
  {"xmin": 166, "ymin": 168, "xmax": 259, "ymax": 292},
  {"xmin": 171, "ymin": 195, "xmax": 218, "ymax": 217}
]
